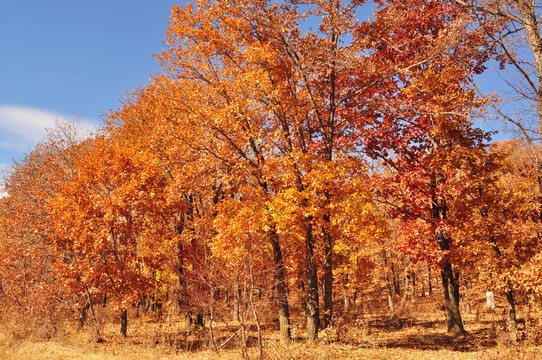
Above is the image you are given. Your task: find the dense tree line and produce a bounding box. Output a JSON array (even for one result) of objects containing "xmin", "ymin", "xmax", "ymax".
[{"xmin": 1, "ymin": 0, "xmax": 542, "ymax": 354}]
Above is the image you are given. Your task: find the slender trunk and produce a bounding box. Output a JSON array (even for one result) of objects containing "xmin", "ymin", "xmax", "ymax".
[
  {"xmin": 382, "ymin": 251, "xmax": 396, "ymax": 316},
  {"xmin": 490, "ymin": 239, "xmax": 518, "ymax": 340},
  {"xmin": 344, "ymin": 288, "xmax": 349, "ymax": 314},
  {"xmin": 248, "ymin": 264, "xmax": 264, "ymax": 360},
  {"xmin": 269, "ymin": 228, "xmax": 291, "ymax": 345},
  {"xmin": 184, "ymin": 310, "xmax": 193, "ymax": 329},
  {"xmin": 437, "ymin": 222, "xmax": 465, "ymax": 334},
  {"xmin": 420, "ymin": 267, "xmax": 426, "ymax": 297},
  {"xmin": 120, "ymin": 308, "xmax": 128, "ymax": 337},
  {"xmin": 464, "ymin": 280, "xmax": 471, "ymax": 315},
  {"xmin": 177, "ymin": 239, "xmax": 193, "ymax": 329},
  {"xmin": 385, "ymin": 270, "xmax": 395, "ymax": 316},
  {"xmin": 323, "ymin": 209, "xmax": 333, "ymax": 328},
  {"xmin": 233, "ymin": 275, "xmax": 240, "ymax": 322},
  {"xmin": 392, "ymin": 259, "xmax": 401, "ymax": 295},
  {"xmin": 428, "ymin": 265, "xmax": 433, "ymax": 295},
  {"xmin": 410, "ymin": 270, "xmax": 416, "ymax": 301},
  {"xmin": 305, "ymin": 220, "xmax": 319, "ymax": 342},
  {"xmin": 77, "ymin": 302, "xmax": 90, "ymax": 331},
  {"xmin": 208, "ymin": 308, "xmax": 218, "ymax": 353},
  {"xmin": 506, "ymin": 289, "xmax": 518, "ymax": 341}
]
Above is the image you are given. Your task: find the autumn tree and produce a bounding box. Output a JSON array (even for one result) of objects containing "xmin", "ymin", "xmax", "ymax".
[
  {"xmin": 450, "ymin": 140, "xmax": 542, "ymax": 339},
  {"xmin": 152, "ymin": 0, "xmax": 393, "ymax": 341},
  {"xmin": 356, "ymin": 0, "xmax": 495, "ymax": 334},
  {"xmin": 49, "ymin": 135, "xmax": 179, "ymax": 337},
  {"xmin": 112, "ymin": 0, "xmax": 493, "ymax": 340},
  {"xmin": 444, "ymin": 0, "xmax": 542, "ymax": 335},
  {"xmin": 0, "ymin": 120, "xmax": 91, "ymax": 337}
]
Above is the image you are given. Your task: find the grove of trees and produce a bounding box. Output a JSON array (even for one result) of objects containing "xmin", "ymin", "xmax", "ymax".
[{"xmin": 2, "ymin": 0, "xmax": 542, "ymax": 357}]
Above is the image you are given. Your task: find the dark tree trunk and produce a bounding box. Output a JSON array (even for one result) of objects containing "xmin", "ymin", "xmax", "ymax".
[
  {"xmin": 506, "ymin": 289, "xmax": 518, "ymax": 341},
  {"xmin": 305, "ymin": 221, "xmax": 320, "ymax": 342},
  {"xmin": 382, "ymin": 251, "xmax": 396, "ymax": 317},
  {"xmin": 428, "ymin": 265, "xmax": 433, "ymax": 295},
  {"xmin": 184, "ymin": 310, "xmax": 193, "ymax": 329},
  {"xmin": 323, "ymin": 210, "xmax": 333, "ymax": 328},
  {"xmin": 410, "ymin": 270, "xmax": 416, "ymax": 301},
  {"xmin": 344, "ymin": 289, "xmax": 350, "ymax": 314},
  {"xmin": 176, "ymin": 238, "xmax": 193, "ymax": 329},
  {"xmin": 120, "ymin": 308, "xmax": 128, "ymax": 337},
  {"xmin": 391, "ymin": 257, "xmax": 401, "ymax": 295},
  {"xmin": 432, "ymin": 173, "xmax": 465, "ymax": 335},
  {"xmin": 270, "ymin": 228, "xmax": 291, "ymax": 345},
  {"xmin": 420, "ymin": 267, "xmax": 426, "ymax": 297},
  {"xmin": 193, "ymin": 311, "xmax": 204, "ymax": 327},
  {"xmin": 77, "ymin": 302, "xmax": 90, "ymax": 331},
  {"xmin": 440, "ymin": 260, "xmax": 465, "ymax": 334},
  {"xmin": 233, "ymin": 277, "xmax": 241, "ymax": 322}
]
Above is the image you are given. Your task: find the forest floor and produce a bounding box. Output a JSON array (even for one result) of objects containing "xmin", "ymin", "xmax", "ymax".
[{"xmin": 2, "ymin": 285, "xmax": 542, "ymax": 359}]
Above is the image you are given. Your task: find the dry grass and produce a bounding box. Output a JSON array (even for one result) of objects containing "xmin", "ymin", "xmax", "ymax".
[
  {"xmin": 2, "ymin": 334, "xmax": 542, "ymax": 360},
  {"xmin": 2, "ymin": 284, "xmax": 542, "ymax": 359},
  {"xmin": 2, "ymin": 309, "xmax": 542, "ymax": 360}
]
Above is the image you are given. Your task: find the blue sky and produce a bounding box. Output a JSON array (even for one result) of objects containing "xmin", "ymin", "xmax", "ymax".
[
  {"xmin": 0, "ymin": 0, "xmax": 180, "ymax": 168},
  {"xmin": 0, "ymin": 1, "xmax": 515, "ymax": 174}
]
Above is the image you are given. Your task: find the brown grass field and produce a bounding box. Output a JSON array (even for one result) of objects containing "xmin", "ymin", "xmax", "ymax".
[{"xmin": 1, "ymin": 284, "xmax": 542, "ymax": 359}]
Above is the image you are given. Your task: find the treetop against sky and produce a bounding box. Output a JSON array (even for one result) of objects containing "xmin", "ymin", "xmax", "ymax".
[{"xmin": 0, "ymin": 0, "xmax": 522, "ymax": 173}]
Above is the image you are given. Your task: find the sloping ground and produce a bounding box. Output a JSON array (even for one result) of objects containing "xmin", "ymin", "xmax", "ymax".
[{"xmin": 1, "ymin": 274, "xmax": 541, "ymax": 359}]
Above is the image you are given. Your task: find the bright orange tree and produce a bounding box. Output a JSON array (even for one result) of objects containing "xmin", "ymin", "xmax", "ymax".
[
  {"xmin": 0, "ymin": 121, "xmax": 88, "ymax": 336},
  {"xmin": 49, "ymin": 135, "xmax": 179, "ymax": 337},
  {"xmin": 449, "ymin": 140, "xmax": 542, "ymax": 334},
  {"xmin": 104, "ymin": 0, "xmax": 494, "ymax": 341},
  {"xmin": 151, "ymin": 0, "xmax": 384, "ymax": 341}
]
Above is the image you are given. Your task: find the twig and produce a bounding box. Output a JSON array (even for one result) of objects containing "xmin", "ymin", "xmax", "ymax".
[{"xmin": 217, "ymin": 327, "xmax": 243, "ymax": 350}]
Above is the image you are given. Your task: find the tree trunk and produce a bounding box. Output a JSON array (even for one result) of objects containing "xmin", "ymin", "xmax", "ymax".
[
  {"xmin": 382, "ymin": 251, "xmax": 396, "ymax": 317},
  {"xmin": 392, "ymin": 260, "xmax": 401, "ymax": 295},
  {"xmin": 428, "ymin": 265, "xmax": 433, "ymax": 295},
  {"xmin": 323, "ymin": 210, "xmax": 333, "ymax": 328},
  {"xmin": 344, "ymin": 288, "xmax": 350, "ymax": 314},
  {"xmin": 464, "ymin": 280, "xmax": 471, "ymax": 315},
  {"xmin": 233, "ymin": 275, "xmax": 241, "ymax": 322},
  {"xmin": 305, "ymin": 221, "xmax": 319, "ymax": 342},
  {"xmin": 506, "ymin": 289, "xmax": 518, "ymax": 342},
  {"xmin": 120, "ymin": 308, "xmax": 128, "ymax": 337},
  {"xmin": 441, "ymin": 261, "xmax": 465, "ymax": 334},
  {"xmin": 193, "ymin": 311, "xmax": 204, "ymax": 327},
  {"xmin": 77, "ymin": 302, "xmax": 90, "ymax": 331},
  {"xmin": 420, "ymin": 267, "xmax": 426, "ymax": 297},
  {"xmin": 385, "ymin": 269, "xmax": 395, "ymax": 316},
  {"xmin": 410, "ymin": 270, "xmax": 416, "ymax": 301},
  {"xmin": 184, "ymin": 310, "xmax": 193, "ymax": 329},
  {"xmin": 432, "ymin": 170, "xmax": 465, "ymax": 334},
  {"xmin": 269, "ymin": 228, "xmax": 291, "ymax": 345}
]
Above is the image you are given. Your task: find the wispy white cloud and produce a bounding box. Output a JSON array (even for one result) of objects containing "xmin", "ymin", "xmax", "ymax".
[{"xmin": 0, "ymin": 105, "xmax": 99, "ymax": 152}]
